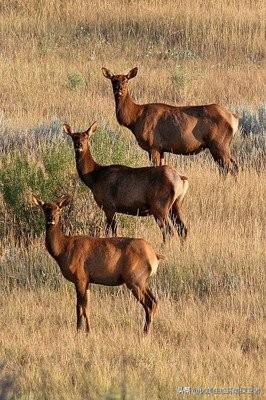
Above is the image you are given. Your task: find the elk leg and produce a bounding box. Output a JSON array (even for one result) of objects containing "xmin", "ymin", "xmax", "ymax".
[
  {"xmin": 76, "ymin": 296, "xmax": 83, "ymax": 331},
  {"xmin": 104, "ymin": 209, "xmax": 117, "ymax": 236},
  {"xmin": 82, "ymin": 286, "xmax": 91, "ymax": 333},
  {"xmin": 150, "ymin": 148, "xmax": 161, "ymax": 166},
  {"xmin": 148, "ymin": 151, "xmax": 152, "ymax": 164},
  {"xmin": 230, "ymin": 157, "xmax": 239, "ymax": 177},
  {"xmin": 160, "ymin": 151, "xmax": 165, "ymax": 166},
  {"xmin": 146, "ymin": 288, "xmax": 158, "ymax": 318},
  {"xmin": 76, "ymin": 287, "xmax": 84, "ymax": 332},
  {"xmin": 155, "ymin": 216, "xmax": 169, "ymax": 243},
  {"xmin": 153, "ymin": 209, "xmax": 174, "ymax": 242},
  {"xmin": 128, "ymin": 284, "xmax": 157, "ymax": 334},
  {"xmin": 166, "ymin": 220, "xmax": 175, "ymax": 237},
  {"xmin": 143, "ymin": 290, "xmax": 156, "ymax": 334},
  {"xmin": 170, "ymin": 199, "xmax": 188, "ymax": 240},
  {"xmin": 209, "ymin": 145, "xmax": 237, "ymax": 176},
  {"xmin": 75, "ymin": 281, "xmax": 91, "ymax": 333}
]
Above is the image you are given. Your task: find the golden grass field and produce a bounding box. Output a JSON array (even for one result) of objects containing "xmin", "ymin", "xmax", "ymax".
[{"xmin": 0, "ymin": 0, "xmax": 265, "ymax": 399}]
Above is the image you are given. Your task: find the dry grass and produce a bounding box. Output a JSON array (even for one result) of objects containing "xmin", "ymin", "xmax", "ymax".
[
  {"xmin": 0, "ymin": 1, "xmax": 265, "ymax": 399},
  {"xmin": 0, "ymin": 0, "xmax": 265, "ymax": 128},
  {"xmin": 1, "ymin": 156, "xmax": 265, "ymax": 399}
]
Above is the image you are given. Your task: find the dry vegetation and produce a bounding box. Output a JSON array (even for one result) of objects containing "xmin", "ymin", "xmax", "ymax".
[
  {"xmin": 0, "ymin": 0, "xmax": 265, "ymax": 129},
  {"xmin": 0, "ymin": 0, "xmax": 265, "ymax": 399}
]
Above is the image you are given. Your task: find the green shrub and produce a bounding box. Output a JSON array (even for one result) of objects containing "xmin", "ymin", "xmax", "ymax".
[
  {"xmin": 173, "ymin": 64, "xmax": 187, "ymax": 91},
  {"xmin": 0, "ymin": 142, "xmax": 76, "ymax": 237},
  {"xmin": 67, "ymin": 72, "xmax": 86, "ymax": 90}
]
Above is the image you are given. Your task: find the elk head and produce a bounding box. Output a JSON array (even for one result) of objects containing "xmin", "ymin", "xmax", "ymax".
[
  {"xmin": 102, "ymin": 67, "xmax": 138, "ymax": 97},
  {"xmin": 63, "ymin": 122, "xmax": 97, "ymax": 153},
  {"xmin": 32, "ymin": 194, "xmax": 72, "ymax": 226}
]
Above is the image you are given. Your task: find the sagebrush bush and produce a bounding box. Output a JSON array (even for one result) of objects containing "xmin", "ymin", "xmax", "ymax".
[
  {"xmin": 67, "ymin": 72, "xmax": 86, "ymax": 91},
  {"xmin": 238, "ymin": 104, "xmax": 266, "ymax": 135},
  {"xmin": 0, "ymin": 140, "xmax": 76, "ymax": 237}
]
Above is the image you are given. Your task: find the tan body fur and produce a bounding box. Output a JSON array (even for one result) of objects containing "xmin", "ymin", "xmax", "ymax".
[
  {"xmin": 32, "ymin": 195, "xmax": 161, "ymax": 334},
  {"xmin": 102, "ymin": 67, "xmax": 239, "ymax": 175},
  {"xmin": 64, "ymin": 123, "xmax": 189, "ymax": 242}
]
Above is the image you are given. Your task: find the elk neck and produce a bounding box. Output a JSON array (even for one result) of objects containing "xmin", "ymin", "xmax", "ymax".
[
  {"xmin": 115, "ymin": 91, "xmax": 142, "ymax": 130},
  {"xmin": 75, "ymin": 145, "xmax": 100, "ymax": 187},
  {"xmin": 45, "ymin": 222, "xmax": 67, "ymax": 260}
]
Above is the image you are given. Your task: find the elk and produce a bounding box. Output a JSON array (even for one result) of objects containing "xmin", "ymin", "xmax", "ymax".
[
  {"xmin": 32, "ymin": 194, "xmax": 162, "ymax": 334},
  {"xmin": 63, "ymin": 122, "xmax": 189, "ymax": 242},
  {"xmin": 102, "ymin": 66, "xmax": 239, "ymax": 175}
]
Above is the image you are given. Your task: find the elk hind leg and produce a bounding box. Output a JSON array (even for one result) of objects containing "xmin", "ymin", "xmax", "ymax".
[
  {"xmin": 154, "ymin": 215, "xmax": 173, "ymax": 243},
  {"xmin": 104, "ymin": 208, "xmax": 117, "ymax": 236},
  {"xmin": 170, "ymin": 199, "xmax": 188, "ymax": 240},
  {"xmin": 152, "ymin": 196, "xmax": 175, "ymax": 242},
  {"xmin": 209, "ymin": 145, "xmax": 233, "ymax": 176},
  {"xmin": 230, "ymin": 157, "xmax": 239, "ymax": 177},
  {"xmin": 146, "ymin": 288, "xmax": 158, "ymax": 318},
  {"xmin": 127, "ymin": 284, "xmax": 157, "ymax": 334}
]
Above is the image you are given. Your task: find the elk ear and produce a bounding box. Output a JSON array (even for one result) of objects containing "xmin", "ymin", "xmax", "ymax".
[
  {"xmin": 86, "ymin": 121, "xmax": 97, "ymax": 135},
  {"xmin": 57, "ymin": 194, "xmax": 72, "ymax": 209},
  {"xmin": 127, "ymin": 67, "xmax": 138, "ymax": 80},
  {"xmin": 63, "ymin": 123, "xmax": 73, "ymax": 136},
  {"xmin": 32, "ymin": 194, "xmax": 44, "ymax": 207},
  {"xmin": 102, "ymin": 67, "xmax": 114, "ymax": 79}
]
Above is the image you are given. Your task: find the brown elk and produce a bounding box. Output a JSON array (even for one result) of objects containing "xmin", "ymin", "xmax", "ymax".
[
  {"xmin": 32, "ymin": 194, "xmax": 162, "ymax": 334},
  {"xmin": 102, "ymin": 66, "xmax": 239, "ymax": 175},
  {"xmin": 63, "ymin": 122, "xmax": 189, "ymax": 242}
]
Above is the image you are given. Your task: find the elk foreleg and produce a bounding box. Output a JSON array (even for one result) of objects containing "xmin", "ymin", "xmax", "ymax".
[
  {"xmin": 149, "ymin": 148, "xmax": 162, "ymax": 166},
  {"xmin": 76, "ymin": 292, "xmax": 83, "ymax": 331},
  {"xmin": 75, "ymin": 281, "xmax": 91, "ymax": 333}
]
